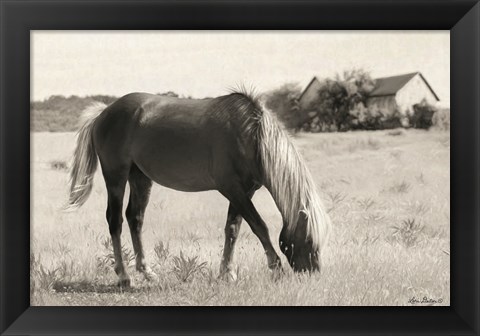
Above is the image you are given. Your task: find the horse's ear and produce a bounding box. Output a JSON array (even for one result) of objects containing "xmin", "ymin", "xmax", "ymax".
[
  {"xmin": 296, "ymin": 210, "xmax": 309, "ymax": 235},
  {"xmin": 299, "ymin": 209, "xmax": 310, "ymax": 220}
]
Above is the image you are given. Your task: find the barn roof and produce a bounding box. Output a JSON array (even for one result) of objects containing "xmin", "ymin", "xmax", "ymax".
[
  {"xmin": 300, "ymin": 71, "xmax": 440, "ymax": 102},
  {"xmin": 369, "ymin": 72, "xmax": 439, "ymax": 100},
  {"xmin": 298, "ymin": 76, "xmax": 320, "ymax": 102}
]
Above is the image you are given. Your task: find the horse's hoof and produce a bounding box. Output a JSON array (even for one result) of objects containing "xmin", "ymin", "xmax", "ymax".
[
  {"xmin": 117, "ymin": 277, "xmax": 131, "ymax": 288},
  {"xmin": 218, "ymin": 270, "xmax": 237, "ymax": 282},
  {"xmin": 143, "ymin": 269, "xmax": 158, "ymax": 282},
  {"xmin": 270, "ymin": 267, "xmax": 284, "ymax": 281}
]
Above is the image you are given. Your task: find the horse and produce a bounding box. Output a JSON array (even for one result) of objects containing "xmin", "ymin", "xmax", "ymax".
[{"xmin": 66, "ymin": 91, "xmax": 331, "ymax": 286}]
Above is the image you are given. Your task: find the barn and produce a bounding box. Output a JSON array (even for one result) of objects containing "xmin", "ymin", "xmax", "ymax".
[
  {"xmin": 366, "ymin": 72, "xmax": 439, "ymax": 115},
  {"xmin": 299, "ymin": 72, "xmax": 440, "ymax": 116}
]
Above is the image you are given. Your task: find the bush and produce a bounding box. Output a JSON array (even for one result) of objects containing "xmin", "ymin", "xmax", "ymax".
[
  {"xmin": 349, "ymin": 104, "xmax": 402, "ymax": 130},
  {"xmin": 380, "ymin": 109, "xmax": 404, "ymax": 130},
  {"xmin": 31, "ymin": 95, "xmax": 118, "ymax": 132},
  {"xmin": 262, "ymin": 83, "xmax": 302, "ymax": 129},
  {"xmin": 409, "ymin": 101, "xmax": 437, "ymax": 129},
  {"xmin": 432, "ymin": 108, "xmax": 450, "ymax": 130}
]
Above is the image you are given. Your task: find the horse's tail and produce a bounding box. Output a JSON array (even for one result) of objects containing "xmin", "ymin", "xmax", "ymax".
[
  {"xmin": 256, "ymin": 105, "xmax": 330, "ymax": 251},
  {"xmin": 64, "ymin": 102, "xmax": 107, "ymax": 211}
]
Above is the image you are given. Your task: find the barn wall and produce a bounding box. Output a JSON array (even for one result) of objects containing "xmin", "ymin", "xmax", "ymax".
[
  {"xmin": 395, "ymin": 74, "xmax": 438, "ymax": 114},
  {"xmin": 366, "ymin": 96, "xmax": 398, "ymax": 114},
  {"xmin": 299, "ymin": 78, "xmax": 322, "ymax": 110}
]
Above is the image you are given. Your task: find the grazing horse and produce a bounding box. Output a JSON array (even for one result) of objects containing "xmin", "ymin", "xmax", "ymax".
[{"xmin": 67, "ymin": 91, "xmax": 331, "ymax": 286}]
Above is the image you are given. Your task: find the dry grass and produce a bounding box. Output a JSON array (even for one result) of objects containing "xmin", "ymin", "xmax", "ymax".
[{"xmin": 31, "ymin": 129, "xmax": 450, "ymax": 306}]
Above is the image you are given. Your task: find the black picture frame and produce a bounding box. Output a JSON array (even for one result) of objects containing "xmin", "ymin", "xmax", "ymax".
[{"xmin": 1, "ymin": 0, "xmax": 479, "ymax": 335}]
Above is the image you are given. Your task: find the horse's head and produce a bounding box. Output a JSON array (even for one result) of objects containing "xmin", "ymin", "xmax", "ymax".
[{"xmin": 279, "ymin": 211, "xmax": 321, "ymax": 273}]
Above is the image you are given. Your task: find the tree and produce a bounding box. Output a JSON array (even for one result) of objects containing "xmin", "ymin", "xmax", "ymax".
[
  {"xmin": 262, "ymin": 83, "xmax": 302, "ymax": 129},
  {"xmin": 157, "ymin": 91, "xmax": 179, "ymax": 98},
  {"xmin": 305, "ymin": 69, "xmax": 375, "ymax": 131}
]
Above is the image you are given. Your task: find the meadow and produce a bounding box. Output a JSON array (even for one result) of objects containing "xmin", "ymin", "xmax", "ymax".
[{"xmin": 31, "ymin": 129, "xmax": 450, "ymax": 306}]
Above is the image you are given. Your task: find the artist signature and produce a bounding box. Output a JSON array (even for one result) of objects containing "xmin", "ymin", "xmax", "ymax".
[{"xmin": 408, "ymin": 296, "xmax": 443, "ymax": 304}]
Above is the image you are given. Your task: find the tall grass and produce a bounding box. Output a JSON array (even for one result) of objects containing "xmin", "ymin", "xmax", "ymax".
[{"xmin": 31, "ymin": 130, "xmax": 450, "ymax": 306}]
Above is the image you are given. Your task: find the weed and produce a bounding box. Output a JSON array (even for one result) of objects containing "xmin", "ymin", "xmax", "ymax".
[
  {"xmin": 30, "ymin": 254, "xmax": 40, "ymax": 296},
  {"xmin": 55, "ymin": 242, "xmax": 72, "ymax": 257},
  {"xmin": 50, "ymin": 160, "xmax": 68, "ymax": 171},
  {"xmin": 96, "ymin": 237, "xmax": 135, "ymax": 270},
  {"xmin": 31, "ymin": 256, "xmax": 60, "ymax": 292},
  {"xmin": 347, "ymin": 138, "xmax": 381, "ymax": 152},
  {"xmin": 387, "ymin": 129, "xmax": 404, "ymax": 136},
  {"xmin": 152, "ymin": 200, "xmax": 165, "ymax": 211},
  {"xmin": 186, "ymin": 232, "xmax": 202, "ymax": 247},
  {"xmin": 416, "ymin": 173, "xmax": 426, "ymax": 185},
  {"xmin": 361, "ymin": 234, "xmax": 380, "ymax": 246},
  {"xmin": 440, "ymin": 137, "xmax": 450, "ymax": 148},
  {"xmin": 327, "ymin": 191, "xmax": 346, "ymax": 212},
  {"xmin": 390, "ymin": 150, "xmax": 403, "ymax": 160},
  {"xmin": 391, "ymin": 219, "xmax": 424, "ymax": 248},
  {"xmin": 171, "ymin": 251, "xmax": 207, "ymax": 283},
  {"xmin": 405, "ymin": 200, "xmax": 430, "ymax": 216},
  {"xmin": 154, "ymin": 241, "xmax": 170, "ymax": 262},
  {"xmin": 367, "ymin": 138, "xmax": 381, "ymax": 150},
  {"xmin": 201, "ymin": 268, "xmax": 219, "ymax": 286},
  {"xmin": 57, "ymin": 259, "xmax": 76, "ymax": 280},
  {"xmin": 239, "ymin": 230, "xmax": 253, "ymax": 240},
  {"xmin": 362, "ymin": 213, "xmax": 385, "ymax": 223},
  {"xmin": 357, "ymin": 197, "xmax": 375, "ymax": 211},
  {"xmin": 388, "ymin": 180, "xmax": 411, "ymax": 194}
]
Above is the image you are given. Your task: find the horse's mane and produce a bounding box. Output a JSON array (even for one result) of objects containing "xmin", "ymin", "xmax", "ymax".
[
  {"xmin": 214, "ymin": 89, "xmax": 330, "ymax": 251},
  {"xmin": 209, "ymin": 88, "xmax": 262, "ymax": 140}
]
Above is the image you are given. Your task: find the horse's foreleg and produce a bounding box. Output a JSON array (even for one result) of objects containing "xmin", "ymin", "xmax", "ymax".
[
  {"xmin": 221, "ymin": 186, "xmax": 282, "ymax": 272},
  {"xmin": 105, "ymin": 179, "xmax": 130, "ymax": 287},
  {"xmin": 219, "ymin": 204, "xmax": 242, "ymax": 281},
  {"xmin": 219, "ymin": 189, "xmax": 256, "ymax": 281},
  {"xmin": 126, "ymin": 165, "xmax": 156, "ymax": 281}
]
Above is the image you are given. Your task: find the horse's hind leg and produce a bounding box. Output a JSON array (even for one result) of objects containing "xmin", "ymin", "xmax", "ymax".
[
  {"xmin": 126, "ymin": 164, "xmax": 156, "ymax": 281},
  {"xmin": 103, "ymin": 168, "xmax": 130, "ymax": 287},
  {"xmin": 219, "ymin": 188, "xmax": 256, "ymax": 281}
]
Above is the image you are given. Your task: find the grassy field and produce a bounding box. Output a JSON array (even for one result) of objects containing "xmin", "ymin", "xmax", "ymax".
[{"xmin": 31, "ymin": 129, "xmax": 450, "ymax": 306}]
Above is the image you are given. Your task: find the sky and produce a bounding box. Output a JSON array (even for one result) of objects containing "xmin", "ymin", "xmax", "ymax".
[{"xmin": 31, "ymin": 31, "xmax": 450, "ymax": 106}]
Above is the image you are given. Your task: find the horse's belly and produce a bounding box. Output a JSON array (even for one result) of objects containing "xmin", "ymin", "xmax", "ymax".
[
  {"xmin": 132, "ymin": 140, "xmax": 216, "ymax": 192},
  {"xmin": 144, "ymin": 165, "xmax": 215, "ymax": 192}
]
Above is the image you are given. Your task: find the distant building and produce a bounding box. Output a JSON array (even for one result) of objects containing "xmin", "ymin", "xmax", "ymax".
[
  {"xmin": 298, "ymin": 76, "xmax": 324, "ymax": 111},
  {"xmin": 299, "ymin": 72, "xmax": 440, "ymax": 116},
  {"xmin": 366, "ymin": 72, "xmax": 439, "ymax": 115}
]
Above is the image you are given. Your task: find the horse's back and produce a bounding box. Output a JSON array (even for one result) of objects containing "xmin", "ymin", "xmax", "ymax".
[
  {"xmin": 93, "ymin": 92, "xmax": 212, "ymax": 148},
  {"xmin": 92, "ymin": 92, "xmax": 257, "ymax": 192}
]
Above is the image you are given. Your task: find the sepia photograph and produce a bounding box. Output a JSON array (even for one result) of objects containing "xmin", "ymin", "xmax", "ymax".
[{"xmin": 30, "ymin": 31, "xmax": 450, "ymax": 306}]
